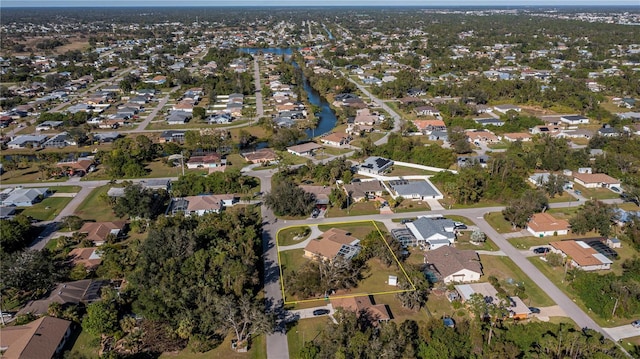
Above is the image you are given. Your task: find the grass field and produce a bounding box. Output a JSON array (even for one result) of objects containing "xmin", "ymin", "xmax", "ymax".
[
  {"xmin": 484, "ymin": 212, "xmax": 518, "ymax": 233},
  {"xmin": 480, "ymin": 255, "xmax": 555, "ymax": 307},
  {"xmin": 286, "ymin": 317, "xmax": 330, "ymax": 357},
  {"xmin": 572, "ymin": 184, "xmax": 620, "ymax": 200},
  {"xmin": 394, "ymin": 200, "xmax": 430, "ymax": 213},
  {"xmin": 386, "ymin": 166, "xmax": 438, "ymax": 176},
  {"xmin": 278, "ymin": 226, "xmax": 311, "ymax": 246},
  {"xmin": 74, "ymin": 186, "xmax": 120, "ymax": 222},
  {"xmin": 20, "ymin": 197, "xmax": 73, "ymax": 221},
  {"xmin": 0, "ymin": 166, "xmax": 68, "ymax": 184},
  {"xmin": 51, "ymin": 186, "xmax": 82, "ymax": 193},
  {"xmin": 325, "ymin": 202, "xmax": 379, "ymax": 217},
  {"xmin": 455, "ymin": 232, "xmax": 500, "ymax": 251}
]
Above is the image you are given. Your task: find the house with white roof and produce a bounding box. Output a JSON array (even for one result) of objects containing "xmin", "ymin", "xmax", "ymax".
[
  {"xmin": 406, "ymin": 216, "xmax": 457, "ymax": 250},
  {"xmin": 560, "ymin": 115, "xmax": 590, "ymax": 125}
]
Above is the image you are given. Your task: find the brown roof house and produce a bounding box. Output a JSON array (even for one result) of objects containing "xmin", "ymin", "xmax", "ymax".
[
  {"xmin": 320, "ymin": 132, "xmax": 351, "ymax": 147},
  {"xmin": 550, "ymin": 240, "xmax": 613, "ymax": 271},
  {"xmin": 67, "ymin": 247, "xmax": 102, "ymax": 271},
  {"xmin": 526, "ymin": 213, "xmax": 570, "ymax": 237},
  {"xmin": 17, "ymin": 279, "xmax": 107, "ymax": 316},
  {"xmin": 343, "ymin": 180, "xmax": 385, "ymax": 202},
  {"xmin": 242, "ymin": 148, "xmax": 278, "ymax": 164},
  {"xmin": 573, "ymin": 173, "xmax": 621, "ymax": 189},
  {"xmin": 424, "ymin": 246, "xmax": 483, "ymax": 284},
  {"xmin": 78, "ymin": 221, "xmax": 127, "ymax": 246},
  {"xmin": 0, "ymin": 316, "xmax": 72, "ymax": 359},
  {"xmin": 304, "ymin": 228, "xmax": 361, "ymax": 262},
  {"xmin": 331, "ymin": 296, "xmax": 391, "ymax": 324},
  {"xmin": 170, "ymin": 194, "xmax": 237, "ymax": 216}
]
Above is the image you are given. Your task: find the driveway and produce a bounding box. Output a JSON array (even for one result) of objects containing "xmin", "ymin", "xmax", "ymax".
[{"xmin": 604, "ymin": 324, "xmax": 640, "ymax": 341}]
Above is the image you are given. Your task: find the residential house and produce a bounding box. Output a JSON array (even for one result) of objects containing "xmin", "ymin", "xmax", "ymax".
[
  {"xmin": 67, "ymin": 247, "xmax": 102, "ymax": 270},
  {"xmin": 531, "ymin": 125, "xmax": 562, "ymax": 136},
  {"xmin": 1, "ymin": 187, "xmax": 50, "ymax": 207},
  {"xmin": 78, "ymin": 221, "xmax": 127, "ymax": 246},
  {"xmin": 414, "ymin": 106, "xmax": 440, "ymax": 117},
  {"xmin": 406, "ymin": 216, "xmax": 457, "ymax": 249},
  {"xmin": 170, "ymin": 194, "xmax": 236, "ymax": 216},
  {"xmin": 388, "ymin": 179, "xmax": 443, "ymax": 200},
  {"xmin": 320, "ymin": 132, "xmax": 351, "ymax": 147},
  {"xmin": 206, "ymin": 113, "xmax": 233, "ymax": 124},
  {"xmin": 35, "ymin": 120, "xmax": 64, "ymax": 131},
  {"xmin": 424, "ymin": 246, "xmax": 482, "ymax": 284},
  {"xmin": 0, "ymin": 316, "xmax": 72, "ymax": 359},
  {"xmin": 343, "ymin": 180, "xmax": 385, "ymax": 202},
  {"xmin": 429, "ymin": 130, "xmax": 448, "ymax": 141},
  {"xmin": 466, "ymin": 130, "xmax": 500, "ymax": 144},
  {"xmin": 287, "ymin": 142, "xmax": 323, "ymax": 156},
  {"xmin": 172, "ymin": 101, "xmax": 194, "ymax": 113},
  {"xmin": 503, "ymin": 132, "xmax": 532, "ymax": 142},
  {"xmin": 242, "ymin": 148, "xmax": 278, "ymax": 164},
  {"xmin": 226, "ymin": 103, "xmax": 243, "ymax": 117},
  {"xmin": 92, "ymin": 132, "xmax": 120, "ymax": 143},
  {"xmin": 300, "ymin": 185, "xmax": 333, "ymax": 207},
  {"xmin": 17, "ymin": 279, "xmax": 107, "ymax": 316},
  {"xmin": 493, "ymin": 104, "xmax": 521, "ymax": 114},
  {"xmin": 454, "ymin": 282, "xmax": 531, "ymax": 320},
  {"xmin": 331, "ymin": 296, "xmax": 391, "ymax": 324},
  {"xmin": 598, "ymin": 126, "xmax": 621, "ymax": 137},
  {"xmin": 412, "ymin": 119, "xmax": 446, "ymax": 134},
  {"xmin": 573, "ymin": 172, "xmax": 620, "ymax": 189},
  {"xmin": 353, "ymin": 108, "xmax": 378, "ymax": 126},
  {"xmin": 457, "ymin": 155, "xmax": 489, "ymax": 168},
  {"xmin": 7, "ymin": 134, "xmax": 48, "ymax": 149},
  {"xmin": 304, "ymin": 228, "xmax": 361, "ymax": 261},
  {"xmin": 358, "ymin": 156, "xmax": 394, "ymax": 175},
  {"xmin": 42, "ymin": 132, "xmax": 77, "ymax": 148},
  {"xmin": 474, "ymin": 118, "xmax": 505, "ymax": 127},
  {"xmin": 560, "ymin": 115, "xmax": 590, "ymax": 125},
  {"xmin": 186, "ymin": 153, "xmax": 226, "ymax": 170},
  {"xmin": 56, "ymin": 158, "xmax": 95, "ymax": 176},
  {"xmin": 526, "ymin": 212, "xmax": 570, "ymax": 237},
  {"xmin": 159, "ymin": 130, "xmax": 186, "ymax": 144},
  {"xmin": 549, "ymin": 240, "xmax": 613, "ymax": 271},
  {"xmin": 623, "ymin": 123, "xmax": 640, "ymax": 136},
  {"xmin": 0, "ymin": 206, "xmax": 16, "ymax": 219},
  {"xmin": 166, "ymin": 111, "xmax": 192, "ymax": 125}
]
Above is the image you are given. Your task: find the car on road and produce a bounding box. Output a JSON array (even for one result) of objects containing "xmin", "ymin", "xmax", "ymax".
[
  {"xmin": 533, "ymin": 247, "xmax": 550, "ymax": 254},
  {"xmin": 529, "ymin": 307, "xmax": 541, "ymax": 314},
  {"xmin": 313, "ymin": 309, "xmax": 330, "ymax": 316},
  {"xmin": 632, "ymin": 320, "xmax": 640, "ymax": 328},
  {"xmin": 574, "ymin": 190, "xmax": 582, "ymax": 196}
]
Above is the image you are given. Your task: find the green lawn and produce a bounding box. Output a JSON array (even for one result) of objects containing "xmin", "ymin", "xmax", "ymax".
[
  {"xmin": 548, "ymin": 191, "xmax": 575, "ymax": 204},
  {"xmin": 158, "ymin": 333, "xmax": 266, "ymax": 359},
  {"xmin": 74, "ymin": 186, "xmax": 120, "ymax": 222},
  {"xmin": 386, "ymin": 166, "xmax": 437, "ymax": 176},
  {"xmin": 446, "ymin": 215, "xmax": 474, "ymax": 225},
  {"xmin": 394, "ymin": 200, "xmax": 431, "ymax": 213},
  {"xmin": 484, "ymin": 212, "xmax": 518, "ymax": 233},
  {"xmin": 287, "ymin": 317, "xmax": 330, "ymax": 358},
  {"xmin": 50, "ymin": 185, "xmax": 79, "ymax": 193},
  {"xmin": 509, "ymin": 236, "xmax": 555, "ymax": 250},
  {"xmin": 479, "ymin": 255, "xmax": 555, "ymax": 307},
  {"xmin": 455, "ymin": 232, "xmax": 499, "ymax": 251},
  {"xmin": 317, "ymin": 221, "xmax": 381, "ymax": 239},
  {"xmin": 325, "ymin": 202, "xmax": 379, "ymax": 217},
  {"xmin": 278, "ymin": 226, "xmax": 311, "ymax": 246},
  {"xmin": 20, "ymin": 197, "xmax": 73, "ymax": 221},
  {"xmin": 65, "ymin": 329, "xmax": 100, "ymax": 359},
  {"xmin": 572, "ymin": 184, "xmax": 620, "ymax": 200},
  {"xmin": 0, "ymin": 166, "xmax": 68, "ymax": 184}
]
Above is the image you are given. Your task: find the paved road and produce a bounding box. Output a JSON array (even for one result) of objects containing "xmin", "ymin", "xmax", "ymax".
[
  {"xmin": 254, "ymin": 57, "xmax": 264, "ymax": 118},
  {"xmin": 248, "ymin": 169, "xmax": 290, "ymax": 359},
  {"xmin": 604, "ymin": 324, "xmax": 640, "ymax": 341},
  {"xmin": 342, "ymin": 73, "xmax": 401, "ymax": 145},
  {"xmin": 130, "ymin": 86, "xmax": 180, "ymax": 133}
]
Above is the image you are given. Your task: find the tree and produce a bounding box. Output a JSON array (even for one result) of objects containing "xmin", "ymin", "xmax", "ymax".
[
  {"xmin": 215, "ymin": 295, "xmax": 274, "ymax": 348},
  {"xmin": 543, "ymin": 174, "xmax": 567, "ymax": 198},
  {"xmin": 264, "ymin": 179, "xmax": 316, "ymax": 216},
  {"xmin": 60, "ymin": 215, "xmax": 84, "ymax": 231},
  {"xmin": 448, "ymin": 126, "xmax": 472, "ymax": 154},
  {"xmin": 502, "ymin": 190, "xmax": 548, "ymax": 229},
  {"xmin": 193, "ymin": 106, "xmax": 206, "ymax": 119},
  {"xmin": 83, "ymin": 301, "xmax": 120, "ymax": 337},
  {"xmin": 0, "ymin": 215, "xmax": 35, "ymax": 254},
  {"xmin": 569, "ymin": 200, "xmax": 615, "ymax": 237},
  {"xmin": 470, "ymin": 230, "xmax": 486, "ymax": 243},
  {"xmin": 113, "ymin": 184, "xmax": 169, "ymax": 220}
]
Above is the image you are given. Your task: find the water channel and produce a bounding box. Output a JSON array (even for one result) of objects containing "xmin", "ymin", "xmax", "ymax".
[{"xmin": 239, "ymin": 47, "xmax": 338, "ymax": 139}]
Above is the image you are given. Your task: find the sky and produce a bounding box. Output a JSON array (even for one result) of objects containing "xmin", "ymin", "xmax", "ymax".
[{"xmin": 2, "ymin": 0, "xmax": 639, "ymax": 7}]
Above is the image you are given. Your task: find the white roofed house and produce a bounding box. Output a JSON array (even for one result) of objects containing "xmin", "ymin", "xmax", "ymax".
[
  {"xmin": 388, "ymin": 179, "xmax": 443, "ymax": 200},
  {"xmin": 42, "ymin": 132, "xmax": 77, "ymax": 148},
  {"xmin": 406, "ymin": 216, "xmax": 457, "ymax": 250},
  {"xmin": 7, "ymin": 134, "xmax": 48, "ymax": 149},
  {"xmin": 170, "ymin": 194, "xmax": 237, "ymax": 216},
  {"xmin": 560, "ymin": 115, "xmax": 590, "ymax": 125},
  {"xmin": 1, "ymin": 187, "xmax": 50, "ymax": 207},
  {"xmin": 358, "ymin": 156, "xmax": 394, "ymax": 175},
  {"xmin": 35, "ymin": 120, "xmax": 64, "ymax": 131},
  {"xmin": 166, "ymin": 111, "xmax": 192, "ymax": 125},
  {"xmin": 493, "ymin": 104, "xmax": 521, "ymax": 114}
]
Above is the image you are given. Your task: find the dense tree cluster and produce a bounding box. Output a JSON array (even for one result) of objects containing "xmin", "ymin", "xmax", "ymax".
[
  {"xmin": 0, "ymin": 215, "xmax": 37, "ymax": 254},
  {"xmin": 363, "ymin": 133, "xmax": 456, "ymax": 169},
  {"xmin": 99, "ymin": 136, "xmax": 162, "ymax": 179},
  {"xmin": 171, "ymin": 170, "xmax": 258, "ymax": 197},
  {"xmin": 569, "ymin": 200, "xmax": 615, "ymax": 237},
  {"xmin": 126, "ymin": 209, "xmax": 271, "ymax": 351},
  {"xmin": 112, "ymin": 184, "xmax": 170, "ymax": 220},
  {"xmin": 264, "ymin": 179, "xmax": 316, "ymax": 217},
  {"xmin": 502, "ymin": 190, "xmax": 549, "ymax": 229}
]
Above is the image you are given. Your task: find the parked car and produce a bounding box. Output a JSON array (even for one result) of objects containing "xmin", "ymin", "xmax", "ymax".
[
  {"xmin": 454, "ymin": 223, "xmax": 468, "ymax": 230},
  {"xmin": 533, "ymin": 247, "xmax": 550, "ymax": 254},
  {"xmin": 401, "ymin": 218, "xmax": 414, "ymax": 224},
  {"xmin": 313, "ymin": 309, "xmax": 330, "ymax": 316},
  {"xmin": 529, "ymin": 307, "xmax": 541, "ymax": 314},
  {"xmin": 443, "ymin": 316, "xmax": 455, "ymax": 328},
  {"xmin": 632, "ymin": 320, "xmax": 640, "ymax": 328},
  {"xmin": 610, "ymin": 186, "xmax": 621, "ymax": 193},
  {"xmin": 574, "ymin": 190, "xmax": 582, "ymax": 196}
]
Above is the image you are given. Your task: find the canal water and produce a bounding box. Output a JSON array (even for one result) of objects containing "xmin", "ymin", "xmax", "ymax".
[{"xmin": 239, "ymin": 47, "xmax": 338, "ymax": 139}]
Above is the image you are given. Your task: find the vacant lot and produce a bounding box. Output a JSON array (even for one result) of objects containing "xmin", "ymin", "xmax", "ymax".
[{"xmin": 20, "ymin": 197, "xmax": 73, "ymax": 221}]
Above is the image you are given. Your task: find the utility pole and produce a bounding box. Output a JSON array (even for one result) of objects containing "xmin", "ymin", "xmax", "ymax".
[{"xmin": 612, "ymin": 296, "xmax": 620, "ymax": 318}]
